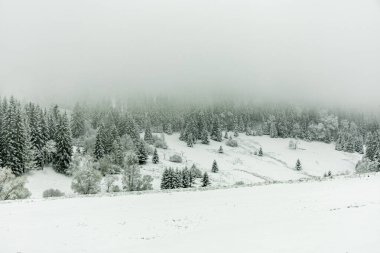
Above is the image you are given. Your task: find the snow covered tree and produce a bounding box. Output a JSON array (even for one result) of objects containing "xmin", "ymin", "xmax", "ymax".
[
  {"xmin": 201, "ymin": 128, "xmax": 209, "ymax": 144},
  {"xmin": 201, "ymin": 172, "xmax": 210, "ymax": 187},
  {"xmin": 161, "ymin": 168, "xmax": 174, "ymax": 189},
  {"xmin": 210, "ymin": 117, "xmax": 222, "ymax": 142},
  {"xmin": 70, "ymin": 103, "xmax": 86, "ymax": 139},
  {"xmin": 94, "ymin": 124, "xmax": 106, "ymax": 160},
  {"xmin": 218, "ymin": 146, "xmax": 224, "ymax": 154},
  {"xmin": 224, "ymin": 131, "xmax": 228, "ymax": 139},
  {"xmin": 144, "ymin": 120, "xmax": 154, "ymax": 144},
  {"xmin": 53, "ymin": 113, "xmax": 72, "ymax": 174},
  {"xmin": 365, "ymin": 132, "xmax": 378, "ymax": 161},
  {"xmin": 3, "ymin": 98, "xmax": 27, "ymax": 175},
  {"xmin": 182, "ymin": 167, "xmax": 191, "ymax": 188},
  {"xmin": 211, "ymin": 160, "xmax": 219, "ymax": 173},
  {"xmin": 71, "ymin": 161, "xmax": 102, "ymax": 195},
  {"xmin": 136, "ymin": 140, "xmax": 148, "ymax": 164},
  {"xmin": 0, "ymin": 168, "xmax": 30, "ymax": 200},
  {"xmin": 270, "ymin": 122, "xmax": 278, "ymax": 138},
  {"xmin": 152, "ymin": 148, "xmax": 159, "ymax": 164},
  {"xmin": 295, "ymin": 159, "xmax": 302, "ymax": 171},
  {"xmin": 187, "ymin": 133, "xmax": 194, "ymax": 147}
]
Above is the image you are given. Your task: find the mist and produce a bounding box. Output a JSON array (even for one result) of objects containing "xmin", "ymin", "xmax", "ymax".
[{"xmin": 0, "ymin": 0, "xmax": 379, "ymax": 108}]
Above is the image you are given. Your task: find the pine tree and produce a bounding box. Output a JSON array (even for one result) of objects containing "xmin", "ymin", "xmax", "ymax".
[
  {"xmin": 3, "ymin": 98, "xmax": 27, "ymax": 175},
  {"xmin": 144, "ymin": 120, "xmax": 154, "ymax": 144},
  {"xmin": 111, "ymin": 138, "xmax": 124, "ymax": 166},
  {"xmin": 53, "ymin": 113, "xmax": 72, "ymax": 174},
  {"xmin": 94, "ymin": 124, "xmax": 106, "ymax": 160},
  {"xmin": 224, "ymin": 131, "xmax": 228, "ymax": 139},
  {"xmin": 211, "ymin": 160, "xmax": 219, "ymax": 173},
  {"xmin": 365, "ymin": 132, "xmax": 378, "ymax": 161},
  {"xmin": 218, "ymin": 146, "xmax": 224, "ymax": 154},
  {"xmin": 210, "ymin": 117, "xmax": 222, "ymax": 142},
  {"xmin": 182, "ymin": 167, "xmax": 191, "ymax": 188},
  {"xmin": 295, "ymin": 159, "xmax": 302, "ymax": 171},
  {"xmin": 201, "ymin": 128, "xmax": 209, "ymax": 144},
  {"xmin": 70, "ymin": 103, "xmax": 85, "ymax": 139},
  {"xmin": 152, "ymin": 148, "xmax": 159, "ymax": 164},
  {"xmin": 270, "ymin": 122, "xmax": 278, "ymax": 138},
  {"xmin": 258, "ymin": 147, "xmax": 263, "ymax": 156},
  {"xmin": 201, "ymin": 172, "xmax": 210, "ymax": 187},
  {"xmin": 136, "ymin": 140, "xmax": 148, "ymax": 164},
  {"xmin": 187, "ymin": 133, "xmax": 194, "ymax": 147}
]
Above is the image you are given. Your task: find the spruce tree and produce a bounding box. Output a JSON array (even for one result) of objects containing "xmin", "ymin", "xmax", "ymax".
[
  {"xmin": 211, "ymin": 160, "xmax": 219, "ymax": 173},
  {"xmin": 94, "ymin": 124, "xmax": 106, "ymax": 160},
  {"xmin": 218, "ymin": 146, "xmax": 224, "ymax": 154},
  {"xmin": 210, "ymin": 117, "xmax": 222, "ymax": 142},
  {"xmin": 70, "ymin": 103, "xmax": 85, "ymax": 139},
  {"xmin": 187, "ymin": 133, "xmax": 194, "ymax": 147},
  {"xmin": 224, "ymin": 131, "xmax": 228, "ymax": 139},
  {"xmin": 182, "ymin": 167, "xmax": 191, "ymax": 188},
  {"xmin": 53, "ymin": 113, "xmax": 72, "ymax": 174},
  {"xmin": 201, "ymin": 172, "xmax": 210, "ymax": 187},
  {"xmin": 365, "ymin": 132, "xmax": 378, "ymax": 161},
  {"xmin": 144, "ymin": 120, "xmax": 154, "ymax": 144},
  {"xmin": 3, "ymin": 98, "xmax": 27, "ymax": 175},
  {"xmin": 270, "ymin": 122, "xmax": 278, "ymax": 138},
  {"xmin": 295, "ymin": 159, "xmax": 302, "ymax": 171},
  {"xmin": 201, "ymin": 128, "xmax": 209, "ymax": 144},
  {"xmin": 136, "ymin": 140, "xmax": 148, "ymax": 164},
  {"xmin": 152, "ymin": 148, "xmax": 159, "ymax": 164}
]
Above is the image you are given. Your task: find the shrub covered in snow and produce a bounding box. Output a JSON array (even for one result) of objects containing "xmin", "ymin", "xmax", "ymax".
[
  {"xmin": 289, "ymin": 140, "xmax": 298, "ymax": 150},
  {"xmin": 153, "ymin": 135, "xmax": 168, "ymax": 149},
  {"xmin": 226, "ymin": 137, "xmax": 238, "ymax": 147},
  {"xmin": 169, "ymin": 154, "xmax": 183, "ymax": 163},
  {"xmin": 355, "ymin": 158, "xmax": 379, "ymax": 173},
  {"xmin": 122, "ymin": 152, "xmax": 153, "ymax": 191},
  {"xmin": 0, "ymin": 168, "xmax": 31, "ymax": 200},
  {"xmin": 71, "ymin": 161, "xmax": 102, "ymax": 195},
  {"xmin": 42, "ymin": 189, "xmax": 65, "ymax": 198}
]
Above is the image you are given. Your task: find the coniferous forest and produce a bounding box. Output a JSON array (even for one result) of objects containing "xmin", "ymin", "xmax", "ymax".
[{"xmin": 1, "ymin": 95, "xmax": 379, "ymax": 185}]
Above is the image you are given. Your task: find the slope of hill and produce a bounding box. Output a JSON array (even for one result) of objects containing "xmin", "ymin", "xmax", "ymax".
[{"xmin": 25, "ymin": 134, "xmax": 362, "ymax": 198}]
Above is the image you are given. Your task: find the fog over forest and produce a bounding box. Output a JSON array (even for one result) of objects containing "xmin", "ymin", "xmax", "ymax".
[{"xmin": 0, "ymin": 0, "xmax": 379, "ymax": 108}]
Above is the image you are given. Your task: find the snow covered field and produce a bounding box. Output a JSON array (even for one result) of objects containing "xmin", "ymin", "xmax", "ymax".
[
  {"xmin": 1, "ymin": 173, "xmax": 379, "ymax": 253},
  {"xmin": 24, "ymin": 134, "xmax": 362, "ymax": 198}
]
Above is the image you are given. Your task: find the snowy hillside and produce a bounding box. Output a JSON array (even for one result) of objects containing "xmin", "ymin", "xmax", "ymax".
[
  {"xmin": 1, "ymin": 173, "xmax": 379, "ymax": 253},
  {"xmin": 143, "ymin": 133, "xmax": 362, "ymax": 187},
  {"xmin": 24, "ymin": 133, "xmax": 362, "ymax": 198}
]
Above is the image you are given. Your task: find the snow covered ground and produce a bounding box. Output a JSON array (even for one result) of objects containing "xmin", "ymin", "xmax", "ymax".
[
  {"xmin": 24, "ymin": 134, "xmax": 362, "ymax": 198},
  {"xmin": 1, "ymin": 173, "xmax": 379, "ymax": 253},
  {"xmin": 144, "ymin": 133, "xmax": 362, "ymax": 187}
]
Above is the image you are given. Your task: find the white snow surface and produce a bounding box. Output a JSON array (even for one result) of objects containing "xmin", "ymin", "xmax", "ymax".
[
  {"xmin": 25, "ymin": 167, "xmax": 74, "ymax": 198},
  {"xmin": 1, "ymin": 174, "xmax": 379, "ymax": 253}
]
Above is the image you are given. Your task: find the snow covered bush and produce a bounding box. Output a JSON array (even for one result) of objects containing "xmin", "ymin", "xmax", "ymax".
[
  {"xmin": 0, "ymin": 168, "xmax": 31, "ymax": 200},
  {"xmin": 71, "ymin": 161, "xmax": 102, "ymax": 195},
  {"xmin": 122, "ymin": 152, "xmax": 153, "ymax": 191},
  {"xmin": 42, "ymin": 189, "xmax": 65, "ymax": 198},
  {"xmin": 169, "ymin": 154, "xmax": 183, "ymax": 163},
  {"xmin": 226, "ymin": 137, "xmax": 238, "ymax": 147},
  {"xmin": 289, "ymin": 140, "xmax": 298, "ymax": 150},
  {"xmin": 355, "ymin": 158, "xmax": 379, "ymax": 173},
  {"xmin": 104, "ymin": 174, "xmax": 118, "ymax": 192},
  {"xmin": 97, "ymin": 156, "xmax": 121, "ymax": 176},
  {"xmin": 153, "ymin": 135, "xmax": 168, "ymax": 149}
]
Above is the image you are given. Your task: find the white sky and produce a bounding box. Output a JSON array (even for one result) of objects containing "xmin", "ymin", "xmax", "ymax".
[{"xmin": 0, "ymin": 0, "xmax": 379, "ymax": 107}]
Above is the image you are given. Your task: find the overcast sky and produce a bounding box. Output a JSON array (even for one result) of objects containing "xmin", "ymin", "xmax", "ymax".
[{"xmin": 0, "ymin": 0, "xmax": 379, "ymax": 107}]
